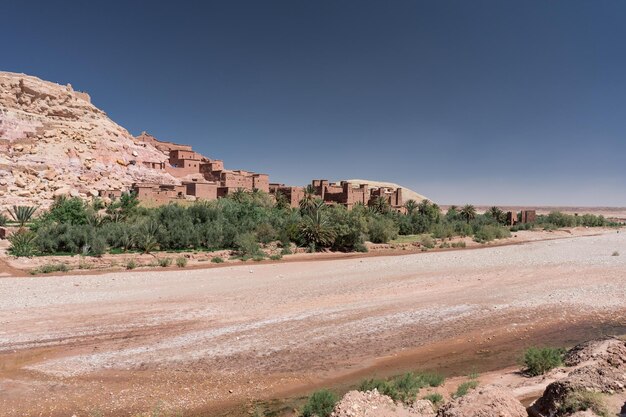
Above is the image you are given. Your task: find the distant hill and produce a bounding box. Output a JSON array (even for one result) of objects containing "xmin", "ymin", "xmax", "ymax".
[{"xmin": 345, "ymin": 179, "xmax": 430, "ymax": 203}]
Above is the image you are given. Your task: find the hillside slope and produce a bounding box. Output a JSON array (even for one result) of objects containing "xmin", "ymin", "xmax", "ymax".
[{"xmin": 0, "ymin": 71, "xmax": 175, "ymax": 207}]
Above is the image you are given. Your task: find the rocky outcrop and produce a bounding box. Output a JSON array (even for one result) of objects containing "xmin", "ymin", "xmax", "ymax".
[
  {"xmin": 0, "ymin": 71, "xmax": 177, "ymax": 207},
  {"xmin": 530, "ymin": 338, "xmax": 626, "ymax": 417},
  {"xmin": 330, "ymin": 389, "xmax": 435, "ymax": 417},
  {"xmin": 436, "ymin": 385, "xmax": 527, "ymax": 417}
]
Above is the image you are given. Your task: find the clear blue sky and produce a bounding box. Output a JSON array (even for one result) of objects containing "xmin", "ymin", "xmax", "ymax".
[{"xmin": 3, "ymin": 1, "xmax": 625, "ymax": 205}]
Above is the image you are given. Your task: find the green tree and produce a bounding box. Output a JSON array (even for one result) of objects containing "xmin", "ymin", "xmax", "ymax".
[{"xmin": 460, "ymin": 204, "xmax": 477, "ymax": 224}]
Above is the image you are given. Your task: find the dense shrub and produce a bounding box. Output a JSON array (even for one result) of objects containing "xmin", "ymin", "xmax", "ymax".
[
  {"xmin": 368, "ymin": 215, "xmax": 399, "ymax": 243},
  {"xmin": 537, "ymin": 211, "xmax": 610, "ymax": 229},
  {"xmin": 301, "ymin": 389, "xmax": 337, "ymax": 417},
  {"xmin": 8, "ymin": 230, "xmax": 38, "ymax": 257},
  {"xmin": 523, "ymin": 346, "xmax": 565, "ymax": 376},
  {"xmin": 13, "ymin": 193, "xmax": 614, "ymax": 259},
  {"xmin": 176, "ymin": 257, "xmax": 188, "ymax": 267},
  {"xmin": 234, "ymin": 232, "xmax": 261, "ymax": 258},
  {"xmin": 473, "ymin": 224, "xmax": 511, "ymax": 243}
]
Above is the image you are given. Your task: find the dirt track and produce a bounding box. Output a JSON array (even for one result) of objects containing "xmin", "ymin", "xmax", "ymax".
[{"xmin": 0, "ymin": 231, "xmax": 625, "ymax": 416}]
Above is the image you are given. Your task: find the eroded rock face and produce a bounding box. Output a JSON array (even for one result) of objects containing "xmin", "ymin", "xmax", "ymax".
[
  {"xmin": 0, "ymin": 71, "xmax": 176, "ymax": 207},
  {"xmin": 436, "ymin": 385, "xmax": 527, "ymax": 417}
]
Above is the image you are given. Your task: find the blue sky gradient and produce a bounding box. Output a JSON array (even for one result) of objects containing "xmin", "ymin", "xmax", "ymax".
[{"xmin": 3, "ymin": 1, "xmax": 625, "ymax": 205}]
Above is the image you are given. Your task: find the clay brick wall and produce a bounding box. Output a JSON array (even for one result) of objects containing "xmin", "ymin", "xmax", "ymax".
[
  {"xmin": 98, "ymin": 189, "xmax": 123, "ymax": 199},
  {"xmin": 185, "ymin": 182, "xmax": 218, "ymax": 200},
  {"xmin": 132, "ymin": 183, "xmax": 186, "ymax": 204},
  {"xmin": 221, "ymin": 172, "xmax": 254, "ymax": 189},
  {"xmin": 170, "ymin": 150, "xmax": 202, "ymax": 161},
  {"xmin": 520, "ymin": 210, "xmax": 536, "ymax": 223},
  {"xmin": 252, "ymin": 174, "xmax": 269, "ymax": 192}
]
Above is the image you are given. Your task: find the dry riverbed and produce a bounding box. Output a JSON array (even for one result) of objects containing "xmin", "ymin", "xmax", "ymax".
[{"xmin": 0, "ymin": 230, "xmax": 624, "ymax": 416}]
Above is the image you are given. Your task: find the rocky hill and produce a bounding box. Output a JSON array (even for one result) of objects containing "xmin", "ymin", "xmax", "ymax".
[
  {"xmin": 0, "ymin": 71, "xmax": 430, "ymax": 209},
  {"xmin": 0, "ymin": 71, "xmax": 176, "ymax": 208}
]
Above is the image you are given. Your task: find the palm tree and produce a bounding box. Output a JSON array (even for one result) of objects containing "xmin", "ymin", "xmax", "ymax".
[
  {"xmin": 230, "ymin": 188, "xmax": 249, "ymax": 203},
  {"xmin": 8, "ymin": 205, "xmax": 38, "ymax": 228},
  {"xmin": 274, "ymin": 190, "xmax": 290, "ymax": 210},
  {"xmin": 369, "ymin": 196, "xmax": 390, "ymax": 214},
  {"xmin": 299, "ymin": 185, "xmax": 318, "ymax": 214},
  {"xmin": 460, "ymin": 204, "xmax": 477, "ymax": 224},
  {"xmin": 404, "ymin": 199, "xmax": 418, "ymax": 216},
  {"xmin": 298, "ymin": 207, "xmax": 336, "ymax": 250},
  {"xmin": 488, "ymin": 206, "xmax": 504, "ymax": 224}
]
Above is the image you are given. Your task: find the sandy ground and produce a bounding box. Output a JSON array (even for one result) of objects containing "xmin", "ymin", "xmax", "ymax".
[{"xmin": 0, "ymin": 230, "xmax": 625, "ymax": 416}]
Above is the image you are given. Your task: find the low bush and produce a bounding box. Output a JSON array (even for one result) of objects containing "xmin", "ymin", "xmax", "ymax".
[
  {"xmin": 176, "ymin": 257, "xmax": 187, "ymax": 267},
  {"xmin": 234, "ymin": 232, "xmax": 261, "ymax": 258},
  {"xmin": 358, "ymin": 378, "xmax": 397, "ymax": 399},
  {"xmin": 269, "ymin": 254, "xmax": 282, "ymax": 261},
  {"xmin": 35, "ymin": 263, "xmax": 70, "ymax": 274},
  {"xmin": 253, "ymin": 255, "xmax": 265, "ymax": 262},
  {"xmin": 158, "ymin": 257, "xmax": 172, "ymax": 267},
  {"xmin": 211, "ymin": 256, "xmax": 224, "ymax": 263},
  {"xmin": 422, "ymin": 392, "xmax": 444, "ymax": 406},
  {"xmin": 418, "ymin": 234, "xmax": 435, "ymax": 249},
  {"xmin": 301, "ymin": 389, "xmax": 337, "ymax": 417},
  {"xmin": 612, "ymin": 251, "xmax": 619, "ymax": 256},
  {"xmin": 523, "ymin": 346, "xmax": 565, "ymax": 376},
  {"xmin": 126, "ymin": 259, "xmax": 137, "ymax": 270},
  {"xmin": 420, "ymin": 372, "xmax": 445, "ymax": 387},
  {"xmin": 451, "ymin": 241, "xmax": 466, "ymax": 248},
  {"xmin": 473, "ymin": 224, "xmax": 511, "ymax": 243},
  {"xmin": 559, "ymin": 390, "xmax": 608, "ymax": 417},
  {"xmin": 453, "ymin": 380, "xmax": 478, "ymax": 398}
]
